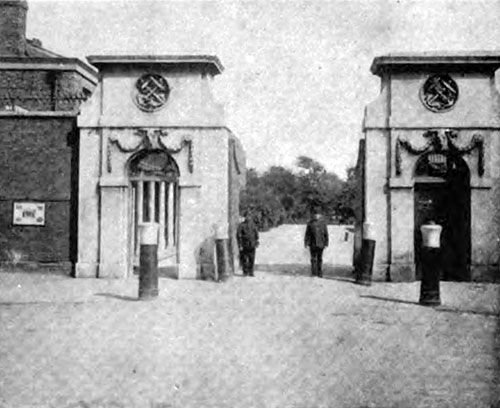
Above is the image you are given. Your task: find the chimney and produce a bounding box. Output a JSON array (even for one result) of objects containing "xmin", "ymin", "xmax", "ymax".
[{"xmin": 0, "ymin": 0, "xmax": 28, "ymax": 56}]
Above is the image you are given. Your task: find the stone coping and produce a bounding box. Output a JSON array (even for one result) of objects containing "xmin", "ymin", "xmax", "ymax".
[
  {"xmin": 0, "ymin": 0, "xmax": 28, "ymax": 8},
  {"xmin": 87, "ymin": 54, "xmax": 224, "ymax": 75},
  {"xmin": 0, "ymin": 111, "xmax": 77, "ymax": 117},
  {"xmin": 0, "ymin": 57, "xmax": 98, "ymax": 83},
  {"xmin": 371, "ymin": 51, "xmax": 500, "ymax": 75}
]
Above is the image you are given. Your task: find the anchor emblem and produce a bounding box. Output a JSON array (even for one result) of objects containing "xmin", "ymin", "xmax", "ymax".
[
  {"xmin": 420, "ymin": 74, "xmax": 458, "ymax": 113},
  {"xmin": 134, "ymin": 73, "xmax": 170, "ymax": 112}
]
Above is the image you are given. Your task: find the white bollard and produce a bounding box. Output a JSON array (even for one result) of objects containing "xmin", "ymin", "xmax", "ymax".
[
  {"xmin": 215, "ymin": 222, "xmax": 231, "ymax": 282},
  {"xmin": 138, "ymin": 223, "xmax": 159, "ymax": 299},
  {"xmin": 419, "ymin": 222, "xmax": 442, "ymax": 306},
  {"xmin": 355, "ymin": 222, "xmax": 376, "ymax": 285}
]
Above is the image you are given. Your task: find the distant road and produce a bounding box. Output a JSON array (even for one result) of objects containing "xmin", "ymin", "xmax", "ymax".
[{"xmin": 255, "ymin": 224, "xmax": 354, "ymax": 266}]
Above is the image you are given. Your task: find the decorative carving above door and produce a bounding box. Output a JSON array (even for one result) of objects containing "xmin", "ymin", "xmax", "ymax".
[
  {"xmin": 395, "ymin": 130, "xmax": 484, "ymax": 177},
  {"xmin": 107, "ymin": 129, "xmax": 193, "ymax": 174}
]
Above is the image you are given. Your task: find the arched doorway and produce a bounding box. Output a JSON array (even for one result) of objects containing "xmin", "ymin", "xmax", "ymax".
[
  {"xmin": 128, "ymin": 150, "xmax": 180, "ymax": 270},
  {"xmin": 414, "ymin": 152, "xmax": 471, "ymax": 281}
]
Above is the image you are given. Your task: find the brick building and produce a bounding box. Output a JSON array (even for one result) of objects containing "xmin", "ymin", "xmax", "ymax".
[
  {"xmin": 0, "ymin": 1, "xmax": 245, "ymax": 279},
  {"xmin": 0, "ymin": 0, "xmax": 97, "ymax": 272}
]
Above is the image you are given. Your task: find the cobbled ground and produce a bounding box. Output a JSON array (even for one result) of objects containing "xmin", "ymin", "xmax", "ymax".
[{"xmin": 0, "ymin": 225, "xmax": 498, "ymax": 408}]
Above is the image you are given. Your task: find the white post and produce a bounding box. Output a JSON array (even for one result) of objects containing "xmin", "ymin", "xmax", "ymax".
[
  {"xmin": 159, "ymin": 181, "xmax": 166, "ymax": 250},
  {"xmin": 363, "ymin": 222, "xmax": 376, "ymax": 240},
  {"xmin": 131, "ymin": 183, "xmax": 137, "ymax": 254},
  {"xmin": 136, "ymin": 181, "xmax": 144, "ymax": 258},
  {"xmin": 419, "ymin": 223, "xmax": 442, "ymax": 306},
  {"xmin": 137, "ymin": 181, "xmax": 143, "ymax": 223},
  {"xmin": 138, "ymin": 222, "xmax": 159, "ymax": 300},
  {"xmin": 149, "ymin": 181, "xmax": 155, "ymax": 222},
  {"xmin": 167, "ymin": 182, "xmax": 175, "ymax": 246},
  {"xmin": 355, "ymin": 221, "xmax": 376, "ymax": 285},
  {"xmin": 215, "ymin": 221, "xmax": 231, "ymax": 281}
]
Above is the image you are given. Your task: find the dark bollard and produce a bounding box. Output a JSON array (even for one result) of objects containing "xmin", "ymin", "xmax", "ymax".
[
  {"xmin": 355, "ymin": 222, "xmax": 376, "ymax": 286},
  {"xmin": 138, "ymin": 223, "xmax": 159, "ymax": 300},
  {"xmin": 419, "ymin": 223, "xmax": 442, "ymax": 306},
  {"xmin": 215, "ymin": 223, "xmax": 231, "ymax": 282},
  {"xmin": 216, "ymin": 239, "xmax": 231, "ymax": 282}
]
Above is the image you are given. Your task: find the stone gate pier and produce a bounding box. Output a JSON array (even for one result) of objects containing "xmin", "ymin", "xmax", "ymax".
[
  {"xmin": 359, "ymin": 52, "xmax": 500, "ymax": 282},
  {"xmin": 75, "ymin": 55, "xmax": 245, "ymax": 279}
]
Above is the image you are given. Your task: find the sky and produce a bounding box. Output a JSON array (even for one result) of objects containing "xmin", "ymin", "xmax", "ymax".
[{"xmin": 26, "ymin": 0, "xmax": 500, "ymax": 179}]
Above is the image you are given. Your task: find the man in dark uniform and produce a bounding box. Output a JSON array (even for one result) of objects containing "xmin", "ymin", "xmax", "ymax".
[
  {"xmin": 304, "ymin": 211, "xmax": 329, "ymax": 277},
  {"xmin": 237, "ymin": 213, "xmax": 259, "ymax": 277}
]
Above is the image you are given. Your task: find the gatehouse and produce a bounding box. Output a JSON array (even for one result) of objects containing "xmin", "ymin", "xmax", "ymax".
[
  {"xmin": 0, "ymin": 1, "xmax": 245, "ymax": 279},
  {"xmin": 76, "ymin": 55, "xmax": 245, "ymax": 279},
  {"xmin": 358, "ymin": 53, "xmax": 500, "ymax": 282}
]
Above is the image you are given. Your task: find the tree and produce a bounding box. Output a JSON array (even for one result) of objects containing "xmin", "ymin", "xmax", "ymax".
[
  {"xmin": 295, "ymin": 155, "xmax": 343, "ymax": 219},
  {"xmin": 239, "ymin": 157, "xmax": 354, "ymax": 230},
  {"xmin": 336, "ymin": 166, "xmax": 357, "ymax": 223},
  {"xmin": 261, "ymin": 166, "xmax": 298, "ymax": 221},
  {"xmin": 239, "ymin": 167, "xmax": 287, "ymax": 230},
  {"xmin": 296, "ymin": 156, "xmax": 325, "ymax": 175}
]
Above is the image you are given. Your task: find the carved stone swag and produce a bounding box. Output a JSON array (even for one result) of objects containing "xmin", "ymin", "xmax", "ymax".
[
  {"xmin": 106, "ymin": 129, "xmax": 193, "ymax": 174},
  {"xmin": 395, "ymin": 130, "xmax": 484, "ymax": 177}
]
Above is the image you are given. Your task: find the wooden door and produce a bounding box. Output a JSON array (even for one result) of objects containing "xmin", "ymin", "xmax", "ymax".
[
  {"xmin": 414, "ymin": 156, "xmax": 471, "ymax": 281},
  {"xmin": 444, "ymin": 161, "xmax": 471, "ymax": 281},
  {"xmin": 414, "ymin": 183, "xmax": 447, "ymax": 279}
]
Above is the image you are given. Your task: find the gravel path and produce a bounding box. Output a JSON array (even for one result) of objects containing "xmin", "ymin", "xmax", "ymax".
[
  {"xmin": 0, "ymin": 271, "xmax": 498, "ymax": 408},
  {"xmin": 256, "ymin": 224, "xmax": 354, "ymax": 267}
]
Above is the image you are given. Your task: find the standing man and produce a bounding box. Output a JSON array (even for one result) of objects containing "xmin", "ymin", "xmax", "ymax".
[
  {"xmin": 304, "ymin": 211, "xmax": 329, "ymax": 278},
  {"xmin": 237, "ymin": 212, "xmax": 259, "ymax": 277}
]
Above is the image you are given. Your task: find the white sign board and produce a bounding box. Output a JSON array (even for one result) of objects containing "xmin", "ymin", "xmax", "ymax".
[{"xmin": 13, "ymin": 202, "xmax": 45, "ymax": 226}]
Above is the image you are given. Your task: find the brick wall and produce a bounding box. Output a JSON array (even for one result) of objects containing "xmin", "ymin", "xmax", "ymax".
[
  {"xmin": 0, "ymin": 117, "xmax": 78, "ymax": 267},
  {"xmin": 56, "ymin": 71, "xmax": 93, "ymax": 111},
  {"xmin": 0, "ymin": 69, "xmax": 93, "ymax": 112},
  {"xmin": 0, "ymin": 70, "xmax": 53, "ymax": 110},
  {"xmin": 0, "ymin": 1, "xmax": 27, "ymax": 56}
]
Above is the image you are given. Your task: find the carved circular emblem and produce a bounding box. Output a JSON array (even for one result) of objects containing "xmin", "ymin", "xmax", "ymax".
[
  {"xmin": 420, "ymin": 75, "xmax": 459, "ymax": 113},
  {"xmin": 134, "ymin": 73, "xmax": 170, "ymax": 112}
]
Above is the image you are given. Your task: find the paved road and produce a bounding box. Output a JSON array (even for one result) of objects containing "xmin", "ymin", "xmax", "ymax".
[{"xmin": 0, "ymin": 271, "xmax": 498, "ymax": 408}]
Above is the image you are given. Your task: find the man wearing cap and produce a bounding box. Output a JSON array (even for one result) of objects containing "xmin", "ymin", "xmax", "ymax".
[
  {"xmin": 237, "ymin": 213, "xmax": 260, "ymax": 277},
  {"xmin": 304, "ymin": 211, "xmax": 329, "ymax": 278}
]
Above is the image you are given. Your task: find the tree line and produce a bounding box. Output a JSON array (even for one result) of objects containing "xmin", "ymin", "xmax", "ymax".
[{"xmin": 240, "ymin": 155, "xmax": 357, "ymax": 230}]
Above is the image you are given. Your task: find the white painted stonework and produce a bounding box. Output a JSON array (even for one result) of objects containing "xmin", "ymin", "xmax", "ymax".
[
  {"xmin": 362, "ymin": 53, "xmax": 500, "ymax": 282},
  {"xmin": 75, "ymin": 55, "xmax": 244, "ymax": 279}
]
